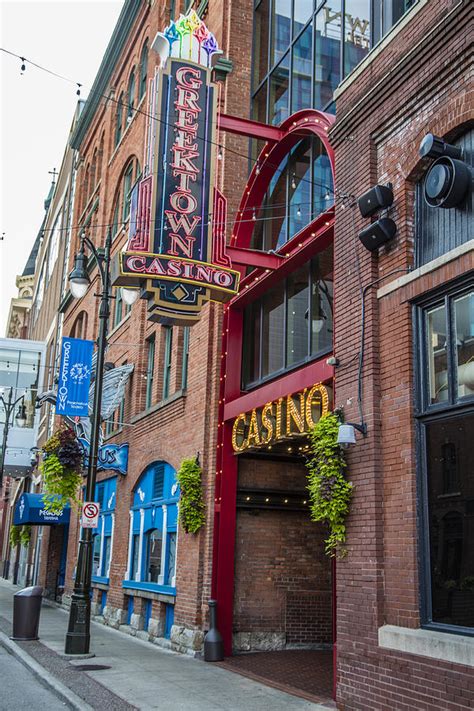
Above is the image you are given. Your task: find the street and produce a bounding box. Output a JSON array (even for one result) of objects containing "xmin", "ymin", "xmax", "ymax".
[{"xmin": 0, "ymin": 645, "xmax": 68, "ymax": 710}]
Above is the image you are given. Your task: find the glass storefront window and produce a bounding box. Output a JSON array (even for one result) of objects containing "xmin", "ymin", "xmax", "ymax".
[
  {"xmin": 0, "ymin": 347, "xmax": 41, "ymax": 428},
  {"xmin": 262, "ymin": 281, "xmax": 285, "ymax": 378},
  {"xmin": 426, "ymin": 305, "xmax": 448, "ymax": 405},
  {"xmin": 289, "ymin": 138, "xmax": 312, "ymax": 239},
  {"xmin": 315, "ymin": 3, "xmax": 341, "ymax": 112},
  {"xmin": 146, "ymin": 529, "xmax": 162, "ymax": 583},
  {"xmin": 287, "ymin": 264, "xmax": 310, "ymax": 367},
  {"xmin": 269, "ymin": 54, "xmax": 290, "ymax": 125},
  {"xmin": 242, "ymin": 246, "xmax": 333, "ymax": 388},
  {"xmin": 425, "ymin": 414, "xmax": 474, "ymax": 630},
  {"xmin": 454, "ymin": 292, "xmax": 474, "ymax": 400},
  {"xmin": 311, "ymin": 251, "xmax": 334, "ymax": 355},
  {"xmin": 253, "ymin": 0, "xmax": 270, "ymax": 89},
  {"xmin": 294, "ymin": 0, "xmax": 314, "ymax": 36},
  {"xmin": 271, "ymin": 0, "xmax": 292, "ymax": 68},
  {"xmin": 344, "ymin": 0, "xmax": 370, "ymax": 75},
  {"xmin": 292, "ymin": 22, "xmax": 313, "ymax": 113}
]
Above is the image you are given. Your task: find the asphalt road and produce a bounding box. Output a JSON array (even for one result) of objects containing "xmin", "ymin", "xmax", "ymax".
[{"xmin": 0, "ymin": 644, "xmax": 69, "ymax": 710}]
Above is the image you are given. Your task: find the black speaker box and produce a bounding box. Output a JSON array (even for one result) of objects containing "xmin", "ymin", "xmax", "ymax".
[
  {"xmin": 357, "ymin": 184, "xmax": 394, "ymax": 218},
  {"xmin": 358, "ymin": 218, "xmax": 397, "ymax": 252}
]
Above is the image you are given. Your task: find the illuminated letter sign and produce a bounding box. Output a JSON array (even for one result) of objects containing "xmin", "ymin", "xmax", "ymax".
[
  {"xmin": 232, "ymin": 384, "xmax": 331, "ymax": 453},
  {"xmin": 111, "ymin": 10, "xmax": 239, "ymax": 325}
]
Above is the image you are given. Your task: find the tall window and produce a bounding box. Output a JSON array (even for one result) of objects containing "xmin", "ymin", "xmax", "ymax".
[
  {"xmin": 145, "ymin": 334, "xmax": 155, "ymax": 409},
  {"xmin": 127, "ymin": 69, "xmax": 136, "ymax": 121},
  {"xmin": 122, "ymin": 161, "xmax": 134, "ymax": 222},
  {"xmin": 91, "ymin": 477, "xmax": 116, "ymax": 582},
  {"xmin": 181, "ymin": 327, "xmax": 190, "ymax": 390},
  {"xmin": 124, "ymin": 462, "xmax": 179, "ymax": 592},
  {"xmin": 252, "ymin": 0, "xmax": 417, "ymax": 119},
  {"xmin": 113, "ymin": 287, "xmax": 124, "ymax": 328},
  {"xmin": 162, "ymin": 327, "xmax": 173, "ymax": 400},
  {"xmin": 251, "ymin": 136, "xmax": 333, "ymax": 252},
  {"xmin": 416, "ymin": 282, "xmax": 474, "ymax": 633},
  {"xmin": 242, "ymin": 245, "xmax": 333, "ymax": 388},
  {"xmin": 139, "ymin": 40, "xmax": 148, "ymax": 101},
  {"xmin": 47, "ymin": 210, "xmax": 62, "ymax": 279},
  {"xmin": 115, "ymin": 91, "xmax": 124, "ymax": 147}
]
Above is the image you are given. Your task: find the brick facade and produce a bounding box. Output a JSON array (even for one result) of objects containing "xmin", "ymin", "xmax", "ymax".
[{"xmin": 331, "ymin": 0, "xmax": 473, "ymax": 707}]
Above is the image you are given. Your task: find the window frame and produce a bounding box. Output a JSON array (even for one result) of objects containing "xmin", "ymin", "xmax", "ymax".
[
  {"xmin": 414, "ymin": 277, "xmax": 474, "ymax": 637},
  {"xmin": 162, "ymin": 327, "xmax": 173, "ymax": 400},
  {"xmin": 145, "ymin": 334, "xmax": 155, "ymax": 409},
  {"xmin": 139, "ymin": 40, "xmax": 148, "ymax": 101},
  {"xmin": 115, "ymin": 91, "xmax": 124, "ymax": 148}
]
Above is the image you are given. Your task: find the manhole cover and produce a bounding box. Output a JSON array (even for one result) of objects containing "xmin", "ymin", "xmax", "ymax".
[{"xmin": 74, "ymin": 664, "xmax": 111, "ymax": 671}]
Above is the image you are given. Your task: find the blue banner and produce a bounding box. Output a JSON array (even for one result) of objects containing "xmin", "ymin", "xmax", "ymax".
[
  {"xmin": 14, "ymin": 494, "xmax": 70, "ymax": 526},
  {"xmin": 56, "ymin": 337, "xmax": 94, "ymax": 417},
  {"xmin": 78, "ymin": 439, "xmax": 129, "ymax": 475}
]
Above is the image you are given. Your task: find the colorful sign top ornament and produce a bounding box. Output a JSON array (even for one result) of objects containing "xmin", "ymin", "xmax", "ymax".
[{"xmin": 112, "ymin": 10, "xmax": 240, "ymax": 325}]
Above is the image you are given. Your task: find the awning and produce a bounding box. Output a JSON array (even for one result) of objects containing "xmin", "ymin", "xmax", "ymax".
[{"xmin": 13, "ymin": 494, "xmax": 70, "ymax": 526}]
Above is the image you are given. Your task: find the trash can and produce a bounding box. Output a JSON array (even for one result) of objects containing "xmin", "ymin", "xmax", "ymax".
[{"xmin": 11, "ymin": 585, "xmax": 43, "ymax": 641}]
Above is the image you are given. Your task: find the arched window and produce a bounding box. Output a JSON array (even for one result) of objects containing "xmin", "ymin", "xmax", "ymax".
[
  {"xmin": 127, "ymin": 69, "xmax": 136, "ymax": 121},
  {"xmin": 139, "ymin": 40, "xmax": 148, "ymax": 101},
  {"xmin": 115, "ymin": 91, "xmax": 124, "ymax": 147},
  {"xmin": 71, "ymin": 311, "xmax": 88, "ymax": 339},
  {"xmin": 124, "ymin": 461, "xmax": 179, "ymax": 592},
  {"xmin": 83, "ymin": 163, "xmax": 90, "ymax": 211},
  {"xmin": 90, "ymin": 148, "xmax": 97, "ymax": 196},
  {"xmin": 97, "ymin": 133, "xmax": 104, "ymax": 184}
]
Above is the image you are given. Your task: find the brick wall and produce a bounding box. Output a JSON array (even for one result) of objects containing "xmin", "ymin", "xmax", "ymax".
[
  {"xmin": 233, "ymin": 457, "xmax": 332, "ymax": 649},
  {"xmin": 332, "ymin": 0, "xmax": 473, "ymax": 707}
]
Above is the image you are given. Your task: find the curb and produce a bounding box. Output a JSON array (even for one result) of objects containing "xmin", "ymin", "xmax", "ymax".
[{"xmin": 0, "ymin": 629, "xmax": 94, "ymax": 711}]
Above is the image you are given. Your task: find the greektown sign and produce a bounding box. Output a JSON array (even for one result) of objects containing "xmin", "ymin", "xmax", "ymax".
[
  {"xmin": 232, "ymin": 383, "xmax": 331, "ymax": 453},
  {"xmin": 112, "ymin": 10, "xmax": 240, "ymax": 325}
]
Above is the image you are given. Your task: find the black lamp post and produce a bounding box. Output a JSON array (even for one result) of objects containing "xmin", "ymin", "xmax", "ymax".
[
  {"xmin": 0, "ymin": 388, "xmax": 27, "ymax": 489},
  {"xmin": 64, "ymin": 230, "xmax": 112, "ymax": 655}
]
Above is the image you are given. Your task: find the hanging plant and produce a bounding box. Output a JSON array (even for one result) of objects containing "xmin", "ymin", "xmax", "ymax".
[
  {"xmin": 40, "ymin": 426, "xmax": 84, "ymax": 514},
  {"xmin": 9, "ymin": 525, "xmax": 21, "ymax": 548},
  {"xmin": 19, "ymin": 525, "xmax": 32, "ymax": 547},
  {"xmin": 306, "ymin": 411, "xmax": 352, "ymax": 557},
  {"xmin": 176, "ymin": 457, "xmax": 206, "ymax": 534}
]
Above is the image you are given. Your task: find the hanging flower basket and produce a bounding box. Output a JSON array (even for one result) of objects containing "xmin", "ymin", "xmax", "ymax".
[
  {"xmin": 306, "ymin": 411, "xmax": 353, "ymax": 557},
  {"xmin": 40, "ymin": 426, "xmax": 83, "ymax": 514}
]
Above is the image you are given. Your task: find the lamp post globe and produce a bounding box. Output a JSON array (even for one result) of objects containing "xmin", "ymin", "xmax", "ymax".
[
  {"xmin": 69, "ymin": 248, "xmax": 90, "ymax": 299},
  {"xmin": 121, "ymin": 287, "xmax": 139, "ymax": 306}
]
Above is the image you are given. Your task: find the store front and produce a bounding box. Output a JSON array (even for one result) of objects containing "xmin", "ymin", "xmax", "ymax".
[{"xmin": 211, "ymin": 109, "xmax": 336, "ymax": 700}]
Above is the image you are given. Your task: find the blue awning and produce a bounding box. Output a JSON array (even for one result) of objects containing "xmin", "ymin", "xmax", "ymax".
[{"xmin": 13, "ymin": 494, "xmax": 70, "ymax": 526}]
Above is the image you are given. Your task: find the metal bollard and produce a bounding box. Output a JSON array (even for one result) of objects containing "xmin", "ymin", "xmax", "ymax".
[
  {"xmin": 203, "ymin": 599, "xmax": 224, "ymax": 662},
  {"xmin": 11, "ymin": 586, "xmax": 43, "ymax": 641}
]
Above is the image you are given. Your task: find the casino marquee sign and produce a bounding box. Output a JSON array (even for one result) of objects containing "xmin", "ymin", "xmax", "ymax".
[{"xmin": 112, "ymin": 10, "xmax": 240, "ymax": 325}]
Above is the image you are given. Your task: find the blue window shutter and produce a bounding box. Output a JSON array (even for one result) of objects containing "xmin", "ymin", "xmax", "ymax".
[{"xmin": 152, "ymin": 464, "xmax": 165, "ymax": 499}]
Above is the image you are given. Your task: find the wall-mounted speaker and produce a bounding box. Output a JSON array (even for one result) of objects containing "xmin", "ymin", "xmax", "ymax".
[
  {"xmin": 357, "ymin": 184, "xmax": 394, "ymax": 218},
  {"xmin": 358, "ymin": 218, "xmax": 397, "ymax": 252},
  {"xmin": 419, "ymin": 133, "xmax": 463, "ymax": 160},
  {"xmin": 424, "ymin": 157, "xmax": 471, "ymax": 209}
]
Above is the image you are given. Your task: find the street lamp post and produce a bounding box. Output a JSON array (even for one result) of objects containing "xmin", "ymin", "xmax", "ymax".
[
  {"xmin": 0, "ymin": 388, "xmax": 27, "ymax": 489},
  {"xmin": 64, "ymin": 230, "xmax": 112, "ymax": 655}
]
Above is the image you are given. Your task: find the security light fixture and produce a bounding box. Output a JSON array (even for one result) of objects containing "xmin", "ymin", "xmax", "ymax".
[
  {"xmin": 337, "ymin": 422, "xmax": 367, "ymax": 446},
  {"xmin": 419, "ymin": 133, "xmax": 463, "ymax": 161}
]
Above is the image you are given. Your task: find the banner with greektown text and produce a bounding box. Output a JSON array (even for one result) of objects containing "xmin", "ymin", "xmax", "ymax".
[{"xmin": 55, "ymin": 337, "xmax": 94, "ymax": 417}]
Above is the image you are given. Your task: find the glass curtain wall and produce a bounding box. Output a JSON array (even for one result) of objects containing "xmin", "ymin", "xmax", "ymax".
[{"xmin": 252, "ymin": 1, "xmax": 416, "ymax": 121}]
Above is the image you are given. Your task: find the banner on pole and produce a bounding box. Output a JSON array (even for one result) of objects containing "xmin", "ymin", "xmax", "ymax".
[{"xmin": 55, "ymin": 337, "xmax": 94, "ymax": 417}]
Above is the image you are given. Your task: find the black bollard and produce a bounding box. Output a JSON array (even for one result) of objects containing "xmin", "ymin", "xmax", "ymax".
[{"xmin": 203, "ymin": 599, "xmax": 224, "ymax": 661}]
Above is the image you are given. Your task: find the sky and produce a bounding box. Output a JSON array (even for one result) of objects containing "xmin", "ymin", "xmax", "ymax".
[{"xmin": 0, "ymin": 0, "xmax": 123, "ymax": 336}]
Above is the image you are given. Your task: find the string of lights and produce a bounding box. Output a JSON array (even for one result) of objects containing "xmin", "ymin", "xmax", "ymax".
[{"xmin": 0, "ymin": 47, "xmax": 348, "ymax": 202}]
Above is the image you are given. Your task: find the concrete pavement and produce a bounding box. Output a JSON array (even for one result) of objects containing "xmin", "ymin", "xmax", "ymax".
[{"xmin": 0, "ymin": 579, "xmax": 334, "ymax": 710}]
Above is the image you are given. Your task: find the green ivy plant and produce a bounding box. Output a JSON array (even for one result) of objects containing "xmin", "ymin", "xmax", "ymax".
[
  {"xmin": 9, "ymin": 525, "xmax": 21, "ymax": 548},
  {"xmin": 40, "ymin": 427, "xmax": 83, "ymax": 514},
  {"xmin": 19, "ymin": 525, "xmax": 32, "ymax": 547},
  {"xmin": 306, "ymin": 411, "xmax": 352, "ymax": 557},
  {"xmin": 176, "ymin": 457, "xmax": 206, "ymax": 534}
]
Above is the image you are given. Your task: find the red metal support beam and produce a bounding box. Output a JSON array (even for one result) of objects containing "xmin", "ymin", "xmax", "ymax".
[
  {"xmin": 225, "ymin": 246, "xmax": 284, "ymax": 270},
  {"xmin": 218, "ymin": 113, "xmax": 284, "ymax": 143}
]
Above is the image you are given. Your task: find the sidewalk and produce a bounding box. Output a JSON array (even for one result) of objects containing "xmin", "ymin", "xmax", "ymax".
[{"xmin": 0, "ymin": 579, "xmax": 334, "ymax": 711}]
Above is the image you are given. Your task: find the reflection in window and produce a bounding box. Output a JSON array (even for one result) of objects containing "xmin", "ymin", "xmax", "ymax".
[
  {"xmin": 0, "ymin": 348, "xmax": 41, "ymax": 428},
  {"xmin": 454, "ymin": 292, "xmax": 474, "ymax": 399},
  {"xmin": 425, "ymin": 415, "xmax": 474, "ymax": 629},
  {"xmin": 131, "ymin": 534, "xmax": 140, "ymax": 580},
  {"xmin": 253, "ymin": 0, "xmax": 270, "ymax": 90},
  {"xmin": 426, "ymin": 305, "xmax": 447, "ymax": 404},
  {"xmin": 291, "ymin": 23, "xmax": 312, "ymax": 114},
  {"xmin": 93, "ymin": 534, "xmax": 102, "ymax": 576},
  {"xmin": 166, "ymin": 532, "xmax": 177, "ymax": 585},
  {"xmin": 242, "ymin": 246, "xmax": 333, "ymax": 387},
  {"xmin": 344, "ymin": 0, "xmax": 370, "ymax": 75},
  {"xmin": 269, "ymin": 54, "xmax": 290, "ymax": 125},
  {"xmin": 146, "ymin": 529, "xmax": 162, "ymax": 583},
  {"xmin": 271, "ymin": 0, "xmax": 291, "ymax": 68}
]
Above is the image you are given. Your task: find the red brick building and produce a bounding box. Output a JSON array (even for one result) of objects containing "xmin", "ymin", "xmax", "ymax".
[{"xmin": 29, "ymin": 0, "xmax": 473, "ymax": 708}]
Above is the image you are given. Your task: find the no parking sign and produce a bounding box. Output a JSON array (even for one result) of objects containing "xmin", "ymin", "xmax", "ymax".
[{"xmin": 81, "ymin": 502, "xmax": 100, "ymax": 528}]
